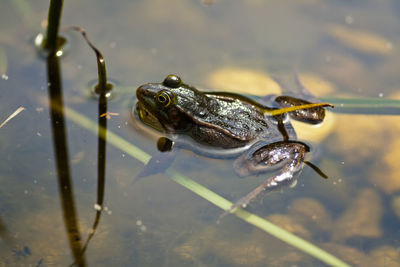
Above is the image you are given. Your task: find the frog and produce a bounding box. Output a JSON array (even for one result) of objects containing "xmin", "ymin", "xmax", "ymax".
[{"xmin": 134, "ymin": 74, "xmax": 332, "ymax": 218}]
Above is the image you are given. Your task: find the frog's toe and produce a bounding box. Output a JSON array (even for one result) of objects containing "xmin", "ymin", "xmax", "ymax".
[
  {"xmin": 217, "ymin": 197, "xmax": 251, "ymax": 223},
  {"xmin": 217, "ymin": 202, "xmax": 243, "ymax": 223}
]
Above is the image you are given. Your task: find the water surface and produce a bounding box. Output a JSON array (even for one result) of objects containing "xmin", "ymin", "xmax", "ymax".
[{"xmin": 1, "ymin": 0, "xmax": 400, "ymax": 266}]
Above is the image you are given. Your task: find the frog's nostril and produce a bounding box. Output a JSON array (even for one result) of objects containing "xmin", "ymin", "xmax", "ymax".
[{"xmin": 137, "ymin": 86, "xmax": 150, "ymax": 96}]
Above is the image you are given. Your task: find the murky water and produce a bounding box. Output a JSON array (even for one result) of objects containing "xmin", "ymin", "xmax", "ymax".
[{"xmin": 1, "ymin": 0, "xmax": 400, "ymax": 266}]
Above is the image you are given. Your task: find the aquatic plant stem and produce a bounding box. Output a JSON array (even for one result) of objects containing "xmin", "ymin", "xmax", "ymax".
[
  {"xmin": 267, "ymin": 103, "xmax": 333, "ymax": 116},
  {"xmin": 321, "ymin": 97, "xmax": 400, "ymax": 114},
  {"xmin": 62, "ymin": 106, "xmax": 350, "ymax": 267},
  {"xmin": 65, "ymin": 26, "xmax": 112, "ymax": 94},
  {"xmin": 47, "ymin": 53, "xmax": 85, "ymax": 266},
  {"xmin": 44, "ymin": 0, "xmax": 64, "ymax": 51}
]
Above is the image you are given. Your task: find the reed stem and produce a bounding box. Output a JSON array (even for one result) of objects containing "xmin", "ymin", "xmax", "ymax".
[{"xmin": 44, "ymin": 0, "xmax": 64, "ymax": 51}]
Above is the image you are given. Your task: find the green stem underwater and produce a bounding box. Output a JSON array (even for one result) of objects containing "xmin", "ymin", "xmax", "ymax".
[
  {"xmin": 321, "ymin": 97, "xmax": 400, "ymax": 115},
  {"xmin": 266, "ymin": 102, "xmax": 334, "ymax": 116}
]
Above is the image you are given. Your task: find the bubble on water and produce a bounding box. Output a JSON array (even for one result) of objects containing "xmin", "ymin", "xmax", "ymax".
[{"xmin": 34, "ymin": 33, "xmax": 44, "ymax": 47}]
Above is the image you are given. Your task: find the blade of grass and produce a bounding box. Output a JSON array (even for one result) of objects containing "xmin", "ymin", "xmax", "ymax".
[
  {"xmin": 267, "ymin": 103, "xmax": 333, "ymax": 116},
  {"xmin": 0, "ymin": 107, "xmax": 25, "ymax": 129},
  {"xmin": 63, "ymin": 106, "xmax": 351, "ymax": 267},
  {"xmin": 241, "ymin": 94, "xmax": 400, "ymax": 115},
  {"xmin": 321, "ymin": 97, "xmax": 400, "ymax": 107},
  {"xmin": 321, "ymin": 97, "xmax": 400, "ymax": 115}
]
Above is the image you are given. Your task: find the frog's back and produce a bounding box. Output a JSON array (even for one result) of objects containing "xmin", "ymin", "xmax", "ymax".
[
  {"xmin": 187, "ymin": 95, "xmax": 282, "ymax": 148},
  {"xmin": 135, "ymin": 74, "xmax": 293, "ymax": 150}
]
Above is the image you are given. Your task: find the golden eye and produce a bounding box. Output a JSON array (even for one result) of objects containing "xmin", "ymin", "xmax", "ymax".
[{"xmin": 156, "ymin": 90, "xmax": 172, "ymax": 107}]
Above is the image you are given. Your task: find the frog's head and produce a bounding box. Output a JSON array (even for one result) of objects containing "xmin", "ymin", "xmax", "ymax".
[{"xmin": 136, "ymin": 74, "xmax": 208, "ymax": 133}]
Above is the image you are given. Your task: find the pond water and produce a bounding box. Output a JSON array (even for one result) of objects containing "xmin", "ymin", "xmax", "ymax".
[{"xmin": 1, "ymin": 0, "xmax": 400, "ymax": 266}]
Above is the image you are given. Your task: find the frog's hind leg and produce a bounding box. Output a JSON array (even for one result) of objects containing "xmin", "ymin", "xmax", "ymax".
[{"xmin": 219, "ymin": 141, "xmax": 307, "ymax": 221}]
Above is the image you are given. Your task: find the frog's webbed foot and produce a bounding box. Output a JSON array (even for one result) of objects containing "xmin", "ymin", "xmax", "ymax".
[
  {"xmin": 274, "ymin": 95, "xmax": 326, "ymax": 124},
  {"xmin": 271, "ymin": 74, "xmax": 329, "ymax": 124},
  {"xmin": 220, "ymin": 141, "xmax": 307, "ymax": 221}
]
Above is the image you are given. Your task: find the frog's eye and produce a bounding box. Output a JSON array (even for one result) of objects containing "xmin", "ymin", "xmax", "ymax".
[
  {"xmin": 156, "ymin": 90, "xmax": 174, "ymax": 107},
  {"xmin": 162, "ymin": 74, "xmax": 182, "ymax": 88}
]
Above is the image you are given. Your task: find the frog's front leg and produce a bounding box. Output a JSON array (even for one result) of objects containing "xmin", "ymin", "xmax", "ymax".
[{"xmin": 221, "ymin": 141, "xmax": 307, "ymax": 219}]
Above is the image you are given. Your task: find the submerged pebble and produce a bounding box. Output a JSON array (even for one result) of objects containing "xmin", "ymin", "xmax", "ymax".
[
  {"xmin": 207, "ymin": 67, "xmax": 335, "ymax": 97},
  {"xmin": 328, "ymin": 111, "xmax": 400, "ymax": 194},
  {"xmin": 266, "ymin": 214, "xmax": 311, "ymax": 240},
  {"xmin": 207, "ymin": 67, "xmax": 281, "ymax": 96},
  {"xmin": 366, "ymin": 246, "xmax": 400, "ymax": 267},
  {"xmin": 321, "ymin": 243, "xmax": 366, "ymax": 266},
  {"xmin": 391, "ymin": 195, "xmax": 400, "ymax": 219},
  {"xmin": 331, "ymin": 188, "xmax": 382, "ymax": 241},
  {"xmin": 373, "ymin": 138, "xmax": 400, "ymax": 194},
  {"xmin": 328, "ymin": 25, "xmax": 393, "ymax": 55},
  {"xmin": 288, "ymin": 197, "xmax": 332, "ymax": 232},
  {"xmin": 173, "ymin": 226, "xmax": 309, "ymax": 266},
  {"xmin": 173, "ymin": 227, "xmax": 269, "ymax": 265},
  {"xmin": 329, "ymin": 115, "xmax": 389, "ymax": 165}
]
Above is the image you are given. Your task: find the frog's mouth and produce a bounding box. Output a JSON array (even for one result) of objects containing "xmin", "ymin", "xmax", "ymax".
[{"xmin": 135, "ymin": 101, "xmax": 164, "ymax": 132}]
